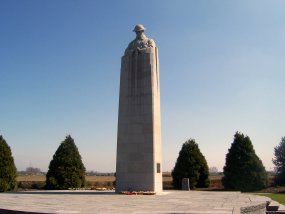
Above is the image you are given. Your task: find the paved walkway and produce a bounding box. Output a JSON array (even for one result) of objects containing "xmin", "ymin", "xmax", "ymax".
[{"xmin": 0, "ymin": 190, "xmax": 270, "ymax": 214}]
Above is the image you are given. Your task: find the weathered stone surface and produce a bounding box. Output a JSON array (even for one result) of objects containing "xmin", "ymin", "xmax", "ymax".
[
  {"xmin": 0, "ymin": 190, "xmax": 270, "ymax": 213},
  {"xmin": 116, "ymin": 25, "xmax": 162, "ymax": 193},
  {"xmin": 266, "ymin": 200, "xmax": 280, "ymax": 211},
  {"xmin": 182, "ymin": 178, "xmax": 190, "ymax": 190}
]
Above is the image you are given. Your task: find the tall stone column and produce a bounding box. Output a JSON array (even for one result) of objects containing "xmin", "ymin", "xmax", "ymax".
[{"xmin": 116, "ymin": 25, "xmax": 162, "ymax": 193}]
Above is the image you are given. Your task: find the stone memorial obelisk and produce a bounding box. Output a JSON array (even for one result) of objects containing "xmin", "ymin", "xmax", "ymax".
[{"xmin": 116, "ymin": 24, "xmax": 162, "ymax": 193}]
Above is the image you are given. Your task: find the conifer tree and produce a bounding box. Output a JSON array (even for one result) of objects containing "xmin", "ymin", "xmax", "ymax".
[
  {"xmin": 0, "ymin": 135, "xmax": 17, "ymax": 192},
  {"xmin": 222, "ymin": 132, "xmax": 267, "ymax": 191},
  {"xmin": 46, "ymin": 135, "xmax": 86, "ymax": 189},
  {"xmin": 172, "ymin": 139, "xmax": 210, "ymax": 189},
  {"xmin": 273, "ymin": 136, "xmax": 285, "ymax": 185}
]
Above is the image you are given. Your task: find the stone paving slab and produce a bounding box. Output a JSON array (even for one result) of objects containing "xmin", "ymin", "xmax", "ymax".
[{"xmin": 0, "ymin": 190, "xmax": 270, "ymax": 214}]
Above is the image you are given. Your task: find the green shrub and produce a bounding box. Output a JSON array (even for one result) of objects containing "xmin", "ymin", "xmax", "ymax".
[
  {"xmin": 0, "ymin": 135, "xmax": 17, "ymax": 192},
  {"xmin": 46, "ymin": 135, "xmax": 86, "ymax": 189},
  {"xmin": 222, "ymin": 132, "xmax": 267, "ymax": 192},
  {"xmin": 172, "ymin": 139, "xmax": 210, "ymax": 189},
  {"xmin": 273, "ymin": 137, "xmax": 285, "ymax": 186}
]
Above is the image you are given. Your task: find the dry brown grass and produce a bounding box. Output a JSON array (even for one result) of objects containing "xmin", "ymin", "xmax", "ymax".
[
  {"xmin": 16, "ymin": 175, "xmax": 178, "ymax": 189},
  {"xmin": 15, "ymin": 174, "xmax": 229, "ymax": 190},
  {"xmin": 16, "ymin": 174, "xmax": 276, "ymax": 192},
  {"xmin": 86, "ymin": 176, "xmax": 115, "ymax": 182},
  {"xmin": 17, "ymin": 175, "xmax": 116, "ymax": 182},
  {"xmin": 17, "ymin": 175, "xmax": 175, "ymax": 182},
  {"xmin": 17, "ymin": 175, "xmax": 46, "ymax": 182}
]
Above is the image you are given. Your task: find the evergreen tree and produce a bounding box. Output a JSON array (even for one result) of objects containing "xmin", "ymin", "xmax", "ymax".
[
  {"xmin": 46, "ymin": 135, "xmax": 86, "ymax": 189},
  {"xmin": 172, "ymin": 139, "xmax": 210, "ymax": 189},
  {"xmin": 222, "ymin": 132, "xmax": 267, "ymax": 191},
  {"xmin": 273, "ymin": 136, "xmax": 285, "ymax": 185},
  {"xmin": 0, "ymin": 135, "xmax": 17, "ymax": 192}
]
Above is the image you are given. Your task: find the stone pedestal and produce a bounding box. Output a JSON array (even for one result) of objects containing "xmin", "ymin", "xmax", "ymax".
[
  {"xmin": 116, "ymin": 46, "xmax": 162, "ymax": 193},
  {"xmin": 182, "ymin": 178, "xmax": 190, "ymax": 191}
]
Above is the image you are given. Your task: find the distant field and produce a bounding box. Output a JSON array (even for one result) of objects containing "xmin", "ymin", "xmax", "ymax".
[
  {"xmin": 17, "ymin": 175, "xmax": 222, "ymax": 182},
  {"xmin": 17, "ymin": 175, "xmax": 46, "ymax": 182},
  {"xmin": 16, "ymin": 174, "xmax": 275, "ymax": 191},
  {"xmin": 17, "ymin": 175, "xmax": 116, "ymax": 182},
  {"xmin": 16, "ymin": 175, "xmax": 224, "ymax": 189},
  {"xmin": 17, "ymin": 175, "xmax": 174, "ymax": 182}
]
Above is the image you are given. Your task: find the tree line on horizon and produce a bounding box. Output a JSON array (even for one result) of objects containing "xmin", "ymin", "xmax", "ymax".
[{"xmin": 1, "ymin": 132, "xmax": 285, "ymax": 192}]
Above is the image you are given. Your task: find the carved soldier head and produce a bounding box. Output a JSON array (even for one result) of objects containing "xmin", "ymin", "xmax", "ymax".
[
  {"xmin": 133, "ymin": 24, "xmax": 145, "ymax": 32},
  {"xmin": 133, "ymin": 24, "xmax": 146, "ymax": 39}
]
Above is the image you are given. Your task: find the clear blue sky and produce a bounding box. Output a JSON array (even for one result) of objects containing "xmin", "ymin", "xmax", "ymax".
[{"xmin": 1, "ymin": 0, "xmax": 284, "ymax": 172}]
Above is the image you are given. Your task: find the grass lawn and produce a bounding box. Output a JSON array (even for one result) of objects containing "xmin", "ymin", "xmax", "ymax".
[{"xmin": 257, "ymin": 193, "xmax": 285, "ymax": 205}]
